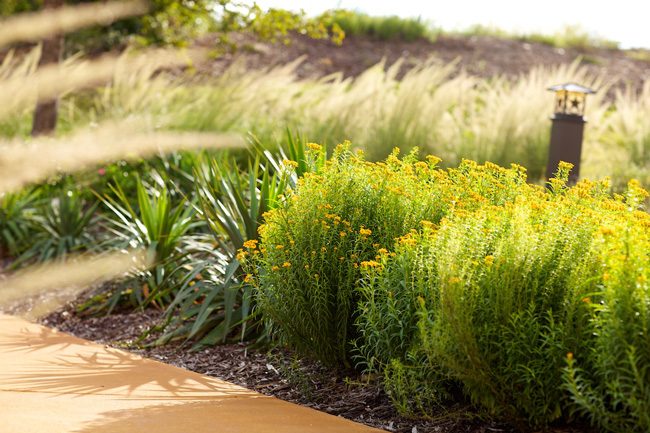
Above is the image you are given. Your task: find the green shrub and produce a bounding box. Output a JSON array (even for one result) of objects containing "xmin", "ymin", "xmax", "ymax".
[
  {"xmin": 251, "ymin": 145, "xmax": 531, "ymax": 367},
  {"xmin": 564, "ymin": 182, "xmax": 650, "ymax": 432},
  {"xmin": 383, "ymin": 357, "xmax": 449, "ymax": 417},
  {"xmin": 13, "ymin": 189, "xmax": 98, "ymax": 264},
  {"xmin": 452, "ymin": 24, "xmax": 619, "ymax": 51},
  {"xmin": 0, "ymin": 188, "xmax": 40, "ymax": 258},
  {"xmin": 417, "ymin": 190, "xmax": 603, "ymax": 427},
  {"xmin": 322, "ymin": 10, "xmax": 430, "ymax": 42},
  {"xmin": 251, "ymin": 145, "xmax": 440, "ymax": 366},
  {"xmin": 355, "ymin": 160, "xmax": 649, "ymax": 428}
]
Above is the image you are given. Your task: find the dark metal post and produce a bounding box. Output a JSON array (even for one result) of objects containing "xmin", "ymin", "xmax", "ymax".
[
  {"xmin": 546, "ymin": 114, "xmax": 586, "ymax": 184},
  {"xmin": 545, "ymin": 83, "xmax": 596, "ymax": 184}
]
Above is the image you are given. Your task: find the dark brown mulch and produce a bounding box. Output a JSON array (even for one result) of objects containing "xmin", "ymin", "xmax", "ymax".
[{"xmin": 41, "ymin": 302, "xmax": 594, "ymax": 433}]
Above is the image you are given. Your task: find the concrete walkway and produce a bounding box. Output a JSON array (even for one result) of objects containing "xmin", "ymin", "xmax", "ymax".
[{"xmin": 0, "ymin": 314, "xmax": 382, "ymax": 433}]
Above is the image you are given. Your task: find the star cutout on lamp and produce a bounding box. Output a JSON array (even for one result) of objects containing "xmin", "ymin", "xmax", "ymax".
[{"xmin": 570, "ymin": 98, "xmax": 581, "ymax": 110}]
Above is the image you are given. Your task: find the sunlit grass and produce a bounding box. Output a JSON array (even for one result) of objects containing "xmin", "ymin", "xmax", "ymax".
[{"xmin": 46, "ymin": 56, "xmax": 650, "ymax": 185}]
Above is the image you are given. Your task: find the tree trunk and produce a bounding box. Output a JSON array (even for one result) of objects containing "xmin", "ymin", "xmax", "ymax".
[{"xmin": 31, "ymin": 0, "xmax": 65, "ymax": 137}]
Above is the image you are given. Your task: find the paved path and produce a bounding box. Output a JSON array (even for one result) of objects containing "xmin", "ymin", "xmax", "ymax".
[{"xmin": 0, "ymin": 314, "xmax": 382, "ymax": 433}]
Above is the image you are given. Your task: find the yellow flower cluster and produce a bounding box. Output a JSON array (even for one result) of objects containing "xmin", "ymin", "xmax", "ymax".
[
  {"xmin": 420, "ymin": 220, "xmax": 436, "ymax": 230},
  {"xmin": 599, "ymin": 226, "xmax": 614, "ymax": 236},
  {"xmin": 282, "ymin": 159, "xmax": 299, "ymax": 169},
  {"xmin": 397, "ymin": 233, "xmax": 417, "ymax": 246}
]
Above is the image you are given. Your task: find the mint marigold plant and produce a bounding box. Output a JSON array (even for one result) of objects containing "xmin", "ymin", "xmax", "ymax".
[
  {"xmin": 356, "ymin": 165, "xmax": 649, "ymax": 429},
  {"xmin": 250, "ymin": 144, "xmax": 530, "ymax": 367},
  {"xmin": 250, "ymin": 144, "xmax": 447, "ymax": 366},
  {"xmin": 563, "ymin": 182, "xmax": 650, "ymax": 433}
]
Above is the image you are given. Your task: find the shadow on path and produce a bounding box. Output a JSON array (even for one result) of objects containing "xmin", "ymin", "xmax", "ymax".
[{"xmin": 0, "ymin": 316, "xmax": 255, "ymax": 400}]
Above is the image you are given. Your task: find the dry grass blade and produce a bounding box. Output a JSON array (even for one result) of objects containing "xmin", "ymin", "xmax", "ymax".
[
  {"xmin": 0, "ymin": 48, "xmax": 39, "ymax": 81},
  {"xmin": 0, "ymin": 250, "xmax": 150, "ymax": 318},
  {"xmin": 0, "ymin": 0, "xmax": 149, "ymax": 48},
  {"xmin": 0, "ymin": 125, "xmax": 245, "ymax": 194},
  {"xmin": 0, "ymin": 48, "xmax": 203, "ymax": 122}
]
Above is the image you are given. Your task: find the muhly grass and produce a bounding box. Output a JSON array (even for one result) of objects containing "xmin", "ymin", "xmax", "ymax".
[
  {"xmin": 0, "ymin": 123, "xmax": 244, "ymax": 193},
  {"xmin": 0, "ymin": 46, "xmax": 207, "ymax": 123},
  {"xmin": 18, "ymin": 54, "xmax": 647, "ymax": 188}
]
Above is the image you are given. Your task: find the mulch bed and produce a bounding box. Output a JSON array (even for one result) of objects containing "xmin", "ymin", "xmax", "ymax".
[{"xmin": 40, "ymin": 301, "xmax": 594, "ymax": 433}]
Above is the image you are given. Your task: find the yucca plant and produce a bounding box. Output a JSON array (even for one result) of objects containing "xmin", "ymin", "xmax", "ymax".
[
  {"xmin": 0, "ymin": 188, "xmax": 40, "ymax": 259},
  {"xmin": 13, "ymin": 189, "xmax": 98, "ymax": 265},
  {"xmin": 95, "ymin": 178, "xmax": 196, "ymax": 309},
  {"xmin": 157, "ymin": 152, "xmax": 290, "ymax": 346}
]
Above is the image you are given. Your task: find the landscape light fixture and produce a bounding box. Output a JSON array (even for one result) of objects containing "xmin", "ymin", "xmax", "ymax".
[{"xmin": 546, "ymin": 82, "xmax": 596, "ymax": 184}]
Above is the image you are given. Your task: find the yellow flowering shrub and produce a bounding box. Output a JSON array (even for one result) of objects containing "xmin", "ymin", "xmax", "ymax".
[
  {"xmin": 356, "ymin": 166, "xmax": 650, "ymax": 430},
  {"xmin": 251, "ymin": 144, "xmax": 532, "ymax": 367},
  {"xmin": 251, "ymin": 142, "xmax": 649, "ymax": 431}
]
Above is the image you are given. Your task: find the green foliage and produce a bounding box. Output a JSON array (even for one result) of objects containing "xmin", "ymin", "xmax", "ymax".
[
  {"xmin": 0, "ymin": 188, "xmax": 40, "ymax": 258},
  {"xmin": 94, "ymin": 179, "xmax": 195, "ymax": 310},
  {"xmin": 221, "ymin": 4, "xmax": 344, "ymax": 46},
  {"xmin": 252, "ymin": 146, "xmax": 460, "ymax": 366},
  {"xmin": 0, "ymin": 0, "xmax": 42, "ymax": 16},
  {"xmin": 321, "ymin": 10, "xmax": 430, "ymax": 42},
  {"xmin": 413, "ymin": 189, "xmax": 604, "ymax": 427},
  {"xmin": 14, "ymin": 189, "xmax": 98, "ymax": 264},
  {"xmin": 353, "ymin": 161, "xmax": 649, "ymax": 428},
  {"xmin": 0, "ymin": 0, "xmax": 218, "ymax": 49},
  {"xmin": 521, "ymin": 25, "xmax": 619, "ymax": 51},
  {"xmin": 157, "ymin": 151, "xmax": 290, "ymax": 346},
  {"xmin": 102, "ymin": 180, "xmax": 194, "ymax": 264},
  {"xmin": 0, "ymin": 1, "xmax": 343, "ymax": 51},
  {"xmin": 251, "ymin": 146, "xmax": 650, "ymax": 429},
  {"xmin": 383, "ymin": 357, "xmax": 450, "ymax": 418},
  {"xmin": 564, "ymin": 182, "xmax": 650, "ymax": 432},
  {"xmin": 626, "ymin": 49, "xmax": 650, "ymax": 63}
]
